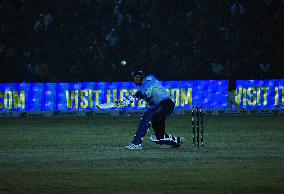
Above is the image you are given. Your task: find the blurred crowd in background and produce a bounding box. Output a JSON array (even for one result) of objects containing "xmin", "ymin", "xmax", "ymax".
[{"xmin": 0, "ymin": 0, "xmax": 283, "ymax": 82}]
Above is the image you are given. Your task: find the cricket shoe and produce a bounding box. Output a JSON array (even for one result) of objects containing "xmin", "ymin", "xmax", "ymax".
[
  {"xmin": 149, "ymin": 134, "xmax": 159, "ymax": 142},
  {"xmin": 171, "ymin": 137, "xmax": 186, "ymax": 148},
  {"xmin": 124, "ymin": 143, "xmax": 143, "ymax": 150}
]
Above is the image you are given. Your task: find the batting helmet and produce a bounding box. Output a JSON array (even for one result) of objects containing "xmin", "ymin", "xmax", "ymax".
[{"xmin": 131, "ymin": 70, "xmax": 145, "ymax": 78}]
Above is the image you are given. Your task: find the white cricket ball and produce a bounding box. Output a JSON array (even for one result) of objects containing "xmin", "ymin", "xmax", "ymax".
[{"xmin": 121, "ymin": 60, "xmax": 127, "ymax": 66}]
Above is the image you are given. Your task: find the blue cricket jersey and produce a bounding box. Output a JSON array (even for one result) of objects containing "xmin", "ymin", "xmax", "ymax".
[{"xmin": 135, "ymin": 75, "xmax": 171, "ymax": 107}]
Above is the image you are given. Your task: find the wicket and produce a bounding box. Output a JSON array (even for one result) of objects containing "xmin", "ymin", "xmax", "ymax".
[{"xmin": 191, "ymin": 106, "xmax": 204, "ymax": 147}]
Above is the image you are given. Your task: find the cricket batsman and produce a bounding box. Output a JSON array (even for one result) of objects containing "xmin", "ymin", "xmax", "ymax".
[{"xmin": 124, "ymin": 70, "xmax": 185, "ymax": 150}]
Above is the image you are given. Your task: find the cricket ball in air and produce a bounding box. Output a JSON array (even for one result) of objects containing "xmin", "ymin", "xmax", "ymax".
[{"xmin": 121, "ymin": 60, "xmax": 127, "ymax": 66}]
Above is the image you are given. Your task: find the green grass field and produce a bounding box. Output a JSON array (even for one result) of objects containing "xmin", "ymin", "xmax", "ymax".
[{"xmin": 0, "ymin": 115, "xmax": 283, "ymax": 194}]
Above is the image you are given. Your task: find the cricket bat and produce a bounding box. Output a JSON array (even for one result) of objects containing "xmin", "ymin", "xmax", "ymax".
[
  {"xmin": 96, "ymin": 102, "xmax": 116, "ymax": 110},
  {"xmin": 96, "ymin": 101, "xmax": 123, "ymax": 110},
  {"xmin": 96, "ymin": 96, "xmax": 134, "ymax": 110}
]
